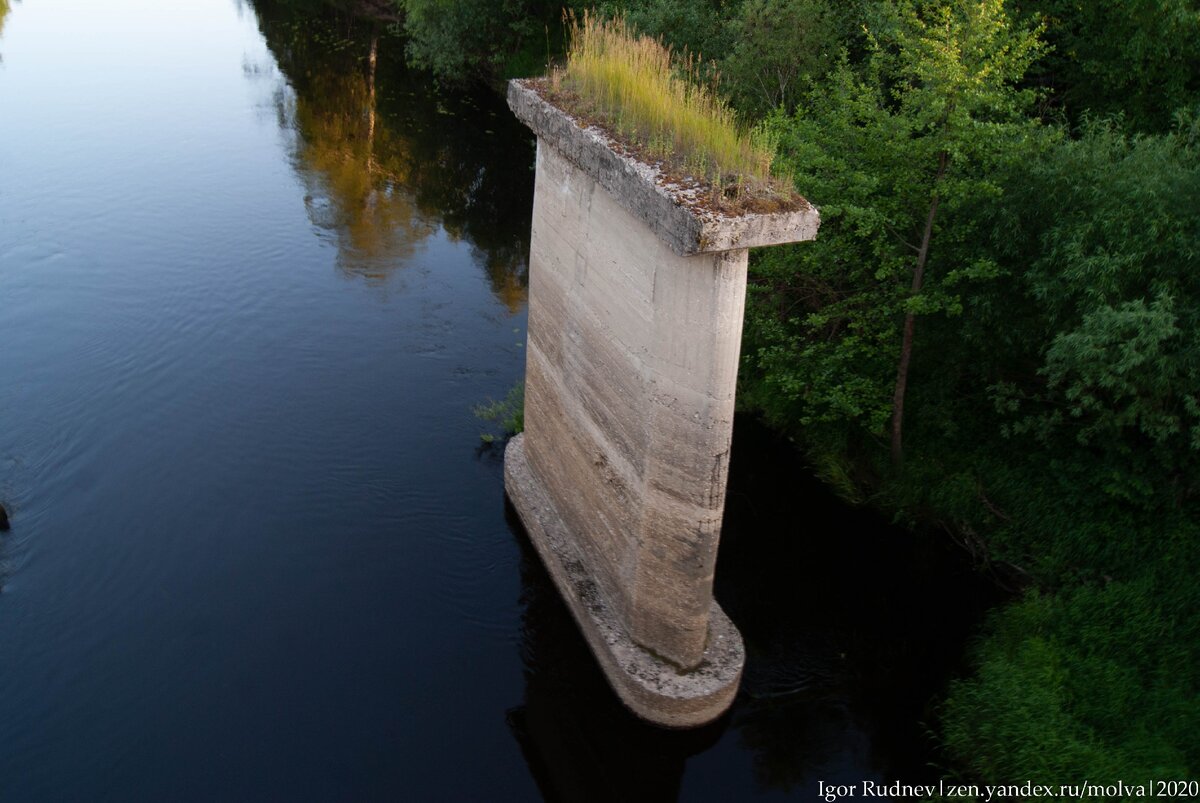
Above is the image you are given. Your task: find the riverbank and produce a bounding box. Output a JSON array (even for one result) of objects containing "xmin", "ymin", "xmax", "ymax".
[{"xmin": 392, "ymin": 0, "xmax": 1200, "ymax": 793}]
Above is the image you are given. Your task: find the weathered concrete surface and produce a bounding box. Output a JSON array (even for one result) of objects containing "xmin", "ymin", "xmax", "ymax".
[
  {"xmin": 504, "ymin": 79, "xmax": 819, "ymax": 727},
  {"xmin": 506, "ymin": 435, "xmax": 744, "ymax": 728},
  {"xmin": 519, "ymin": 139, "xmax": 749, "ymax": 670},
  {"xmin": 507, "ymin": 80, "xmax": 820, "ymax": 256}
]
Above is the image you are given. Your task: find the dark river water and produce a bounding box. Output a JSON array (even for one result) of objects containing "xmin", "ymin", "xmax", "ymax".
[{"xmin": 0, "ymin": 2, "xmax": 998, "ymax": 800}]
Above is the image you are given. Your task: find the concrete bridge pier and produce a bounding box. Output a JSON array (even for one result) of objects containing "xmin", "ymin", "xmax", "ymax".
[{"xmin": 504, "ymin": 80, "xmax": 819, "ymax": 728}]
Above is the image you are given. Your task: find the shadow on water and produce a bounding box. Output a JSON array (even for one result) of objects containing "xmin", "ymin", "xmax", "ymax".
[
  {"xmin": 505, "ymin": 506, "xmax": 727, "ymax": 803},
  {"xmin": 249, "ymin": 0, "xmax": 533, "ymax": 307},
  {"xmin": 505, "ymin": 415, "xmax": 1004, "ymax": 801}
]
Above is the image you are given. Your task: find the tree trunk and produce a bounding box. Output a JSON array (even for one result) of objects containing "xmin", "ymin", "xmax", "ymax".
[
  {"xmin": 891, "ymin": 151, "xmax": 947, "ymax": 468},
  {"xmin": 364, "ymin": 32, "xmax": 379, "ymax": 214},
  {"xmin": 366, "ymin": 33, "xmax": 378, "ymax": 167}
]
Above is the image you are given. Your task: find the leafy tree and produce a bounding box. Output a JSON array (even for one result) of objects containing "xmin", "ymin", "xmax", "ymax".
[
  {"xmin": 1011, "ymin": 0, "xmax": 1200, "ymax": 133},
  {"xmin": 878, "ymin": 0, "xmax": 1044, "ymax": 466},
  {"xmin": 719, "ymin": 0, "xmax": 841, "ymax": 118},
  {"xmin": 608, "ymin": 0, "xmax": 739, "ymax": 63},
  {"xmin": 979, "ymin": 114, "xmax": 1200, "ymax": 503},
  {"xmin": 746, "ymin": 0, "xmax": 1043, "ymax": 466},
  {"xmin": 398, "ymin": 0, "xmax": 575, "ymax": 82}
]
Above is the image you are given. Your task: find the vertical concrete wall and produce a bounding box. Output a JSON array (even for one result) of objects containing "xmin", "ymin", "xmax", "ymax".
[
  {"xmin": 504, "ymin": 80, "xmax": 819, "ymax": 727},
  {"xmin": 524, "ymin": 142, "xmax": 746, "ymax": 669}
]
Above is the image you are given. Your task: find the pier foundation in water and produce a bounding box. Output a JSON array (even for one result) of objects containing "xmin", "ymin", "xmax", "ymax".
[{"xmin": 504, "ymin": 80, "xmax": 820, "ymax": 727}]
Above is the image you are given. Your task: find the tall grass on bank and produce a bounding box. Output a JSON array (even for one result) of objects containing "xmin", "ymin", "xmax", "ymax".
[{"xmin": 548, "ymin": 12, "xmax": 788, "ymax": 203}]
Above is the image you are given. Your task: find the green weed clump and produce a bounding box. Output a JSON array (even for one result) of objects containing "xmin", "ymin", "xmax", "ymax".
[
  {"xmin": 473, "ymin": 381, "xmax": 525, "ymax": 443},
  {"xmin": 548, "ymin": 12, "xmax": 789, "ymax": 204}
]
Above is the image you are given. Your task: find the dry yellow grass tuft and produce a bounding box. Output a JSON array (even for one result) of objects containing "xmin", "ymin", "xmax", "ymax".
[{"xmin": 548, "ymin": 12, "xmax": 792, "ymax": 208}]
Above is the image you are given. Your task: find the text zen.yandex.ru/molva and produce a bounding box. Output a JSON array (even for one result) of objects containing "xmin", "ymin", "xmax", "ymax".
[{"xmin": 817, "ymin": 779, "xmax": 1199, "ymax": 801}]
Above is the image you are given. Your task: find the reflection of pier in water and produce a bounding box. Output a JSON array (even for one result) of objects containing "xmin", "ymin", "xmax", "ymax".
[
  {"xmin": 505, "ymin": 416, "xmax": 1002, "ymax": 799},
  {"xmin": 505, "ymin": 515, "xmax": 723, "ymax": 803}
]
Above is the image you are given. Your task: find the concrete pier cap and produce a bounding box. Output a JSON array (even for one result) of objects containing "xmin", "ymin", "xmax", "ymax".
[{"xmin": 504, "ymin": 79, "xmax": 820, "ymax": 728}]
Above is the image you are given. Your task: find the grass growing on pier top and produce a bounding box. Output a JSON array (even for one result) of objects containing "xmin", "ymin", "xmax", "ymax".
[{"xmin": 547, "ymin": 13, "xmax": 793, "ymax": 210}]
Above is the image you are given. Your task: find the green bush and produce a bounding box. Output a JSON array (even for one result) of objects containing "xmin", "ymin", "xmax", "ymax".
[
  {"xmin": 942, "ymin": 569, "xmax": 1199, "ymax": 787},
  {"xmin": 1011, "ymin": 0, "xmax": 1200, "ymax": 134},
  {"xmin": 719, "ymin": 0, "xmax": 840, "ymax": 117},
  {"xmin": 611, "ymin": 0, "xmax": 738, "ymax": 63},
  {"xmin": 397, "ymin": 0, "xmax": 579, "ymax": 82}
]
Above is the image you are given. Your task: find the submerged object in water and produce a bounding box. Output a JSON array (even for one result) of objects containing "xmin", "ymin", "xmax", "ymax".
[{"xmin": 0, "ymin": 503, "xmax": 9, "ymax": 531}]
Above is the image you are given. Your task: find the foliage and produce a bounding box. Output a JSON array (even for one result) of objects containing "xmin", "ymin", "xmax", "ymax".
[
  {"xmin": 734, "ymin": 1, "xmax": 1200, "ymax": 788},
  {"xmin": 887, "ymin": 81, "xmax": 1200, "ymax": 797},
  {"xmin": 1010, "ymin": 0, "xmax": 1200, "ymax": 134},
  {"xmin": 397, "ymin": 0, "xmax": 576, "ymax": 82},
  {"xmin": 719, "ymin": 0, "xmax": 841, "ymax": 118},
  {"xmin": 549, "ymin": 12, "xmax": 786, "ymax": 195},
  {"xmin": 608, "ymin": 0, "xmax": 738, "ymax": 64},
  {"xmin": 975, "ymin": 115, "xmax": 1200, "ymax": 506},
  {"xmin": 1036, "ymin": 294, "xmax": 1195, "ymax": 447},
  {"xmin": 608, "ymin": 0, "xmax": 880, "ymax": 118},
  {"xmin": 942, "ymin": 564, "xmax": 1200, "ymax": 786},
  {"xmin": 743, "ymin": 0, "xmax": 1043, "ymax": 456},
  {"xmin": 474, "ymin": 381, "xmax": 525, "ymax": 442}
]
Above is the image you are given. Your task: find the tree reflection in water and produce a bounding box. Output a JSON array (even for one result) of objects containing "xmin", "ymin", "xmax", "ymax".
[
  {"xmin": 0, "ymin": 0, "xmax": 11, "ymax": 56},
  {"xmin": 249, "ymin": 0, "xmax": 532, "ymax": 308},
  {"xmin": 292, "ymin": 55, "xmax": 437, "ymax": 281}
]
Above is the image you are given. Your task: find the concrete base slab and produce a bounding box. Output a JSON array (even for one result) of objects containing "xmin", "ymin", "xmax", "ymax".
[{"xmin": 505, "ymin": 434, "xmax": 745, "ymax": 728}]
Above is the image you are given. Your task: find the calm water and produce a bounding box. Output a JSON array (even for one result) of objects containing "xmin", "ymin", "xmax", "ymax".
[{"xmin": 0, "ymin": 2, "xmax": 996, "ymax": 800}]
